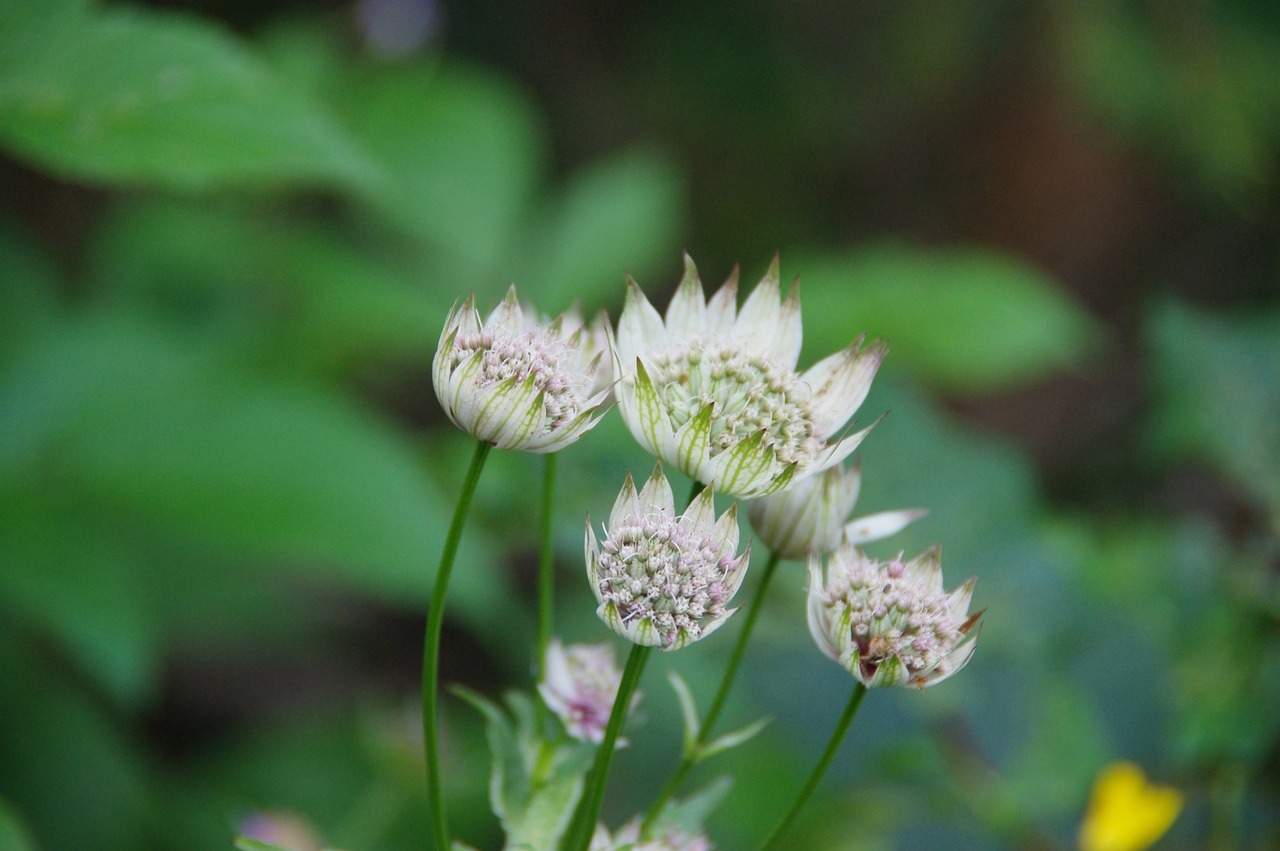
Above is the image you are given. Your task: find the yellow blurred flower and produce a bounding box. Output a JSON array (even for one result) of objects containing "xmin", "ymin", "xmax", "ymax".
[{"xmin": 1078, "ymin": 762, "xmax": 1184, "ymax": 851}]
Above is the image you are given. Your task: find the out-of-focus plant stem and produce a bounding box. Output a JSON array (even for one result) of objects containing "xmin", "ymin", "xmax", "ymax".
[
  {"xmin": 758, "ymin": 682, "xmax": 867, "ymax": 851},
  {"xmin": 560, "ymin": 643, "xmax": 652, "ymax": 851},
  {"xmin": 642, "ymin": 549, "xmax": 782, "ymax": 833},
  {"xmin": 422, "ymin": 439, "xmax": 492, "ymax": 851}
]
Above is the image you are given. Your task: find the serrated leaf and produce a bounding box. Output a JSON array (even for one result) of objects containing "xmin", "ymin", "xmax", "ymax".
[
  {"xmin": 507, "ymin": 770, "xmax": 583, "ymax": 851},
  {"xmin": 452, "ymin": 686, "xmax": 530, "ymax": 830},
  {"xmin": 797, "ymin": 245, "xmax": 1101, "ymax": 391},
  {"xmin": 0, "ymin": 3, "xmax": 380, "ymax": 191}
]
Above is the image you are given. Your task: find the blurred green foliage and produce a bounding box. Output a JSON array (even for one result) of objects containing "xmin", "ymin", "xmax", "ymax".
[{"xmin": 1, "ymin": 1, "xmax": 1277, "ymax": 850}]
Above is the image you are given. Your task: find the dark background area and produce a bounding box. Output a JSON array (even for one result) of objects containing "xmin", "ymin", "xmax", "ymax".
[{"xmin": 1, "ymin": 1, "xmax": 1277, "ymax": 849}]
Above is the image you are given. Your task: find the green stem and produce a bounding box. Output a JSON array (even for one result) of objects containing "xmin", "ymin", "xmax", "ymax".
[
  {"xmin": 642, "ymin": 550, "xmax": 782, "ymax": 834},
  {"xmin": 757, "ymin": 683, "xmax": 868, "ymax": 851},
  {"xmin": 535, "ymin": 453, "xmax": 558, "ymax": 687},
  {"xmin": 422, "ymin": 439, "xmax": 492, "ymax": 851},
  {"xmin": 559, "ymin": 644, "xmax": 653, "ymax": 851}
]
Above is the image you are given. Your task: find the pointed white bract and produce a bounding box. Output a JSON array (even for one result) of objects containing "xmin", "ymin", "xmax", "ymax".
[
  {"xmin": 807, "ymin": 543, "xmax": 980, "ymax": 688},
  {"xmin": 586, "ymin": 464, "xmax": 749, "ymax": 651},
  {"xmin": 432, "ymin": 285, "xmax": 611, "ymax": 452},
  {"xmin": 748, "ymin": 462, "xmax": 927, "ymax": 559},
  {"xmin": 538, "ymin": 638, "xmax": 637, "ymax": 744},
  {"xmin": 612, "ymin": 254, "xmax": 886, "ymax": 497},
  {"xmin": 591, "ymin": 819, "xmax": 714, "ymax": 851}
]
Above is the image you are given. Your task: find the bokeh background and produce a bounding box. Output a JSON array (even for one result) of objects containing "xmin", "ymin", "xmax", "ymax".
[{"xmin": 2, "ymin": 1, "xmax": 1278, "ymax": 849}]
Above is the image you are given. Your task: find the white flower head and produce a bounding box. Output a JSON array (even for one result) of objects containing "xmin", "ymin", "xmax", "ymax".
[
  {"xmin": 591, "ymin": 819, "xmax": 713, "ymax": 851},
  {"xmin": 432, "ymin": 285, "xmax": 611, "ymax": 452},
  {"xmin": 807, "ymin": 543, "xmax": 981, "ymax": 688},
  {"xmin": 524, "ymin": 301, "xmax": 614, "ymax": 399},
  {"xmin": 538, "ymin": 638, "xmax": 639, "ymax": 744},
  {"xmin": 747, "ymin": 461, "xmax": 926, "ymax": 559},
  {"xmin": 586, "ymin": 464, "xmax": 749, "ymax": 651},
  {"xmin": 612, "ymin": 254, "xmax": 886, "ymax": 497}
]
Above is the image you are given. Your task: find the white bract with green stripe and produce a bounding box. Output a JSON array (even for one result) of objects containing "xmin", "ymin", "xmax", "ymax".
[
  {"xmin": 613, "ymin": 255, "xmax": 885, "ymax": 497},
  {"xmin": 748, "ymin": 462, "xmax": 927, "ymax": 560},
  {"xmin": 432, "ymin": 285, "xmax": 611, "ymax": 452}
]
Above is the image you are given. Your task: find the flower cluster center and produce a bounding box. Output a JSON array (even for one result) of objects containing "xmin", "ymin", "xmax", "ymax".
[
  {"xmin": 646, "ymin": 339, "xmax": 820, "ymax": 465},
  {"xmin": 595, "ymin": 511, "xmax": 734, "ymax": 648},
  {"xmin": 821, "ymin": 559, "xmax": 962, "ymax": 676},
  {"xmin": 452, "ymin": 328, "xmax": 588, "ymax": 429}
]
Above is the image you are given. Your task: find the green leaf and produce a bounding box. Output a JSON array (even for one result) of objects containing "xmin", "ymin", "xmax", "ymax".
[
  {"xmin": 0, "ymin": 220, "xmax": 63, "ymax": 363},
  {"xmin": 650, "ymin": 777, "xmax": 732, "ymax": 839},
  {"xmin": 1148, "ymin": 302, "xmax": 1280, "ymax": 529},
  {"xmin": 510, "ymin": 770, "xmax": 582, "ymax": 851},
  {"xmin": 796, "ymin": 245, "xmax": 1102, "ymax": 391},
  {"xmin": 999, "ymin": 680, "xmax": 1108, "ymax": 821},
  {"xmin": 667, "ymin": 672, "xmax": 701, "ymax": 757},
  {"xmin": 700, "ymin": 717, "xmax": 769, "ymax": 762},
  {"xmin": 332, "ymin": 61, "xmax": 543, "ymax": 277},
  {"xmin": 87, "ymin": 198, "xmax": 442, "ymax": 372},
  {"xmin": 0, "ymin": 3, "xmax": 380, "ymax": 191},
  {"xmin": 0, "ymin": 312, "xmax": 460, "ymax": 603},
  {"xmin": 234, "ymin": 841, "xmax": 292, "ymax": 851},
  {"xmin": 0, "ymin": 638, "xmax": 152, "ymax": 851},
  {"xmin": 452, "ymin": 687, "xmax": 530, "ymax": 832},
  {"xmin": 1060, "ymin": 5, "xmax": 1280, "ymax": 200},
  {"xmin": 520, "ymin": 148, "xmax": 685, "ymax": 311},
  {"xmin": 0, "ymin": 496, "xmax": 160, "ymax": 707},
  {"xmin": 0, "ymin": 798, "xmax": 39, "ymax": 851}
]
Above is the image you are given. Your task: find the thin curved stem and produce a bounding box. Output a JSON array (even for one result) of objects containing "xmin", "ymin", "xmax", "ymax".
[
  {"xmin": 642, "ymin": 550, "xmax": 782, "ymax": 833},
  {"xmin": 422, "ymin": 439, "xmax": 492, "ymax": 851},
  {"xmin": 559, "ymin": 644, "xmax": 653, "ymax": 851},
  {"xmin": 758, "ymin": 683, "xmax": 868, "ymax": 851},
  {"xmin": 535, "ymin": 452, "xmax": 558, "ymax": 686}
]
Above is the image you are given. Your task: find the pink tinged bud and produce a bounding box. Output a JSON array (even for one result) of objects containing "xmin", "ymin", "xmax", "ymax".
[
  {"xmin": 538, "ymin": 638, "xmax": 637, "ymax": 744},
  {"xmin": 237, "ymin": 811, "xmax": 324, "ymax": 851}
]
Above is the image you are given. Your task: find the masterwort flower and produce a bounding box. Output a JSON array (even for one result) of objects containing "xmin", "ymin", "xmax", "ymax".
[
  {"xmin": 1078, "ymin": 762, "xmax": 1183, "ymax": 851},
  {"xmin": 433, "ymin": 285, "xmax": 611, "ymax": 452},
  {"xmin": 748, "ymin": 461, "xmax": 926, "ymax": 559},
  {"xmin": 807, "ymin": 543, "xmax": 980, "ymax": 688},
  {"xmin": 586, "ymin": 464, "xmax": 749, "ymax": 650},
  {"xmin": 538, "ymin": 638, "xmax": 639, "ymax": 744},
  {"xmin": 612, "ymin": 254, "xmax": 885, "ymax": 497},
  {"xmin": 591, "ymin": 819, "xmax": 713, "ymax": 851},
  {"xmin": 525, "ymin": 301, "xmax": 614, "ymax": 399}
]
